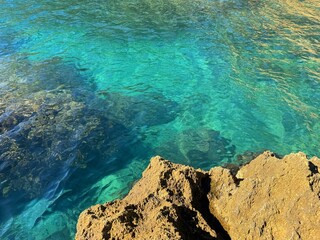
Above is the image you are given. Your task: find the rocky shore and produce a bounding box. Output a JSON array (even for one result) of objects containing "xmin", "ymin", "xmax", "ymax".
[{"xmin": 76, "ymin": 152, "xmax": 320, "ymax": 240}]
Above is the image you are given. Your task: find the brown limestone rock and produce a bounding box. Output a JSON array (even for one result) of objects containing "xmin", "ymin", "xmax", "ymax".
[
  {"xmin": 76, "ymin": 156, "xmax": 226, "ymax": 240},
  {"xmin": 209, "ymin": 151, "xmax": 320, "ymax": 240},
  {"xmin": 76, "ymin": 152, "xmax": 320, "ymax": 240}
]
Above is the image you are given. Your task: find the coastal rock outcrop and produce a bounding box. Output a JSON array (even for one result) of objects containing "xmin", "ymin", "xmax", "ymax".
[
  {"xmin": 209, "ymin": 151, "xmax": 320, "ymax": 240},
  {"xmin": 76, "ymin": 152, "xmax": 320, "ymax": 240},
  {"xmin": 76, "ymin": 156, "xmax": 227, "ymax": 240}
]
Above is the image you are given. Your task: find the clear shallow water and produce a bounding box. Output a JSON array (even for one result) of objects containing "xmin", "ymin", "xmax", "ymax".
[{"xmin": 0, "ymin": 0, "xmax": 319, "ymax": 238}]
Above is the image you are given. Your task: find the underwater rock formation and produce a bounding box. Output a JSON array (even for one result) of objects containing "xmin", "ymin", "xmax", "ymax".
[
  {"xmin": 76, "ymin": 152, "xmax": 320, "ymax": 240},
  {"xmin": 155, "ymin": 128, "xmax": 236, "ymax": 169},
  {"xmin": 98, "ymin": 91, "xmax": 179, "ymax": 128},
  {"xmin": 0, "ymin": 59, "xmax": 130, "ymax": 200},
  {"xmin": 0, "ymin": 89, "xmax": 127, "ymax": 199},
  {"xmin": 0, "ymin": 56, "xmax": 182, "ymax": 232}
]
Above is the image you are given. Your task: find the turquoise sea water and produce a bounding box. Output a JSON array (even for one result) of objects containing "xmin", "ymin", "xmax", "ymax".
[{"xmin": 0, "ymin": 0, "xmax": 319, "ymax": 238}]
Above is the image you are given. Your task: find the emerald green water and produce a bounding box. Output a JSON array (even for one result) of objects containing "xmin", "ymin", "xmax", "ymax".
[{"xmin": 0, "ymin": 0, "xmax": 319, "ymax": 239}]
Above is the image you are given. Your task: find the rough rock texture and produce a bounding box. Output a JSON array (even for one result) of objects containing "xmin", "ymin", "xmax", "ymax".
[
  {"xmin": 76, "ymin": 156, "xmax": 228, "ymax": 240},
  {"xmin": 76, "ymin": 152, "xmax": 320, "ymax": 240},
  {"xmin": 209, "ymin": 151, "xmax": 320, "ymax": 240}
]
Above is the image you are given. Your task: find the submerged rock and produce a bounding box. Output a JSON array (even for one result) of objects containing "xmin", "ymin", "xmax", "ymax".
[
  {"xmin": 98, "ymin": 91, "xmax": 179, "ymax": 128},
  {"xmin": 156, "ymin": 128, "xmax": 236, "ymax": 169},
  {"xmin": 76, "ymin": 152, "xmax": 320, "ymax": 240},
  {"xmin": 0, "ymin": 59, "xmax": 130, "ymax": 200},
  {"xmin": 0, "ymin": 56, "xmax": 178, "ymax": 205},
  {"xmin": 0, "ymin": 89, "xmax": 127, "ymax": 199}
]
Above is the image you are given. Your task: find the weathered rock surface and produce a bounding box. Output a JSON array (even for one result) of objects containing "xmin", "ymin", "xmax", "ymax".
[
  {"xmin": 209, "ymin": 151, "xmax": 320, "ymax": 240},
  {"xmin": 76, "ymin": 152, "xmax": 320, "ymax": 240},
  {"xmin": 76, "ymin": 156, "xmax": 227, "ymax": 240}
]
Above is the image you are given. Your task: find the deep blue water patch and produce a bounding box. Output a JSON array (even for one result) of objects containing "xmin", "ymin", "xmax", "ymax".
[{"xmin": 0, "ymin": 0, "xmax": 319, "ymax": 239}]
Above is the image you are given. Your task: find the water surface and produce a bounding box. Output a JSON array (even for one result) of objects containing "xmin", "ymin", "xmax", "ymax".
[{"xmin": 0, "ymin": 0, "xmax": 319, "ymax": 239}]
